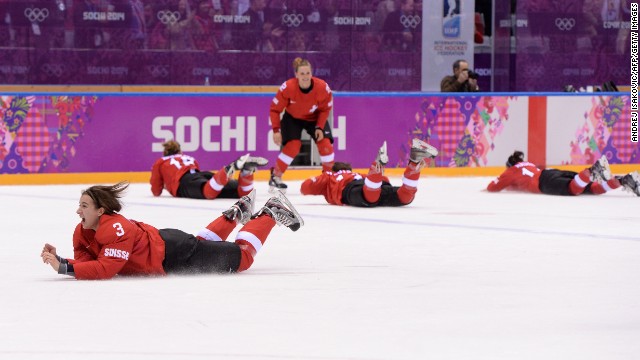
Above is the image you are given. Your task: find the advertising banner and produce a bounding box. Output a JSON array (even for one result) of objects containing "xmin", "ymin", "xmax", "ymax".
[
  {"xmin": 546, "ymin": 95, "xmax": 638, "ymax": 165},
  {"xmin": 421, "ymin": 0, "xmax": 476, "ymax": 91},
  {"xmin": 1, "ymin": 93, "xmax": 634, "ymax": 176}
]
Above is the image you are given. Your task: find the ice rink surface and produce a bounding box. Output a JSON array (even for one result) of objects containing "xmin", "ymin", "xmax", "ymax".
[{"xmin": 1, "ymin": 176, "xmax": 639, "ymax": 360}]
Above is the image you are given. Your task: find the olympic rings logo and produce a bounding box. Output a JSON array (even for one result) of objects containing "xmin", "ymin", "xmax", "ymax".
[
  {"xmin": 24, "ymin": 8, "xmax": 49, "ymax": 22},
  {"xmin": 351, "ymin": 65, "xmax": 369, "ymax": 78},
  {"xmin": 147, "ymin": 65, "xmax": 169, "ymax": 78},
  {"xmin": 157, "ymin": 10, "xmax": 181, "ymax": 25},
  {"xmin": 522, "ymin": 65, "xmax": 544, "ymax": 78},
  {"xmin": 282, "ymin": 14, "xmax": 304, "ymax": 27},
  {"xmin": 400, "ymin": 15, "xmax": 421, "ymax": 29},
  {"xmin": 254, "ymin": 66, "xmax": 275, "ymax": 79},
  {"xmin": 555, "ymin": 18, "xmax": 575, "ymax": 31},
  {"xmin": 610, "ymin": 67, "xmax": 626, "ymax": 78},
  {"xmin": 41, "ymin": 63, "xmax": 65, "ymax": 77}
]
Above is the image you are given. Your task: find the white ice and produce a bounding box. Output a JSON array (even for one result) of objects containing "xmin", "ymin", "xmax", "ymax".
[{"xmin": 1, "ymin": 176, "xmax": 639, "ymax": 360}]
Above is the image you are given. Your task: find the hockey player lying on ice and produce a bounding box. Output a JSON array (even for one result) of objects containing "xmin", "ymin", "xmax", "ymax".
[
  {"xmin": 487, "ymin": 150, "xmax": 640, "ymax": 196},
  {"xmin": 151, "ymin": 140, "xmax": 268, "ymax": 200},
  {"xmin": 300, "ymin": 138, "xmax": 438, "ymax": 207},
  {"xmin": 41, "ymin": 182, "xmax": 303, "ymax": 280}
]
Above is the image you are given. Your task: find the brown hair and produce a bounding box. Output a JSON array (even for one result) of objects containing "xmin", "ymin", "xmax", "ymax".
[
  {"xmin": 506, "ymin": 151, "xmax": 525, "ymax": 168},
  {"xmin": 162, "ymin": 140, "xmax": 181, "ymax": 156},
  {"xmin": 82, "ymin": 181, "xmax": 129, "ymax": 215},
  {"xmin": 292, "ymin": 57, "xmax": 311, "ymax": 74},
  {"xmin": 331, "ymin": 162, "xmax": 352, "ymax": 172}
]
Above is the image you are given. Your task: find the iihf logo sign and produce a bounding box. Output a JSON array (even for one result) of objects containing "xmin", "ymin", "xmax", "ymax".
[{"xmin": 442, "ymin": 0, "xmax": 461, "ymax": 38}]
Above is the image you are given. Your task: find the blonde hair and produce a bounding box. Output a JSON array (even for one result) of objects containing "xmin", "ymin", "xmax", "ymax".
[
  {"xmin": 292, "ymin": 57, "xmax": 311, "ymax": 74},
  {"xmin": 162, "ymin": 140, "xmax": 181, "ymax": 156}
]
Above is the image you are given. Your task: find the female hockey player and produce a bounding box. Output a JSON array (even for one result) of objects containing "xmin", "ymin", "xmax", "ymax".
[
  {"xmin": 301, "ymin": 138, "xmax": 438, "ymax": 207},
  {"xmin": 268, "ymin": 57, "xmax": 335, "ymax": 193},
  {"xmin": 487, "ymin": 150, "xmax": 640, "ymax": 196},
  {"xmin": 40, "ymin": 182, "xmax": 303, "ymax": 280},
  {"xmin": 151, "ymin": 140, "xmax": 268, "ymax": 200}
]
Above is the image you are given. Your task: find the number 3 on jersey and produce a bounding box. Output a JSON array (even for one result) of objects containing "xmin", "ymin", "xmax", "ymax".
[{"xmin": 113, "ymin": 222, "xmax": 125, "ymax": 236}]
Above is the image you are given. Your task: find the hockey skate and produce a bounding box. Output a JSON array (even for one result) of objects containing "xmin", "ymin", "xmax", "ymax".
[
  {"xmin": 225, "ymin": 153, "xmax": 250, "ymax": 177},
  {"xmin": 242, "ymin": 156, "xmax": 269, "ymax": 174},
  {"xmin": 409, "ymin": 138, "xmax": 438, "ymax": 165},
  {"xmin": 268, "ymin": 167, "xmax": 288, "ymax": 194},
  {"xmin": 222, "ymin": 189, "xmax": 256, "ymax": 225},
  {"xmin": 618, "ymin": 171, "xmax": 640, "ymax": 197},
  {"xmin": 369, "ymin": 141, "xmax": 388, "ymax": 175},
  {"xmin": 376, "ymin": 141, "xmax": 389, "ymax": 166},
  {"xmin": 589, "ymin": 155, "xmax": 612, "ymax": 182},
  {"xmin": 256, "ymin": 190, "xmax": 304, "ymax": 232}
]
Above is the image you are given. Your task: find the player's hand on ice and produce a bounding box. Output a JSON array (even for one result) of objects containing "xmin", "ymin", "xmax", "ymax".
[
  {"xmin": 42, "ymin": 243, "xmax": 57, "ymax": 257},
  {"xmin": 41, "ymin": 251, "xmax": 61, "ymax": 272}
]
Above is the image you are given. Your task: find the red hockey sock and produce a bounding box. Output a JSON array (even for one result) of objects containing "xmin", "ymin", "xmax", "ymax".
[
  {"xmin": 274, "ymin": 140, "xmax": 302, "ymax": 176},
  {"xmin": 196, "ymin": 215, "xmax": 236, "ymax": 241},
  {"xmin": 569, "ymin": 169, "xmax": 591, "ymax": 195},
  {"xmin": 316, "ymin": 138, "xmax": 335, "ymax": 172},
  {"xmin": 397, "ymin": 162, "xmax": 422, "ymax": 204},
  {"xmin": 203, "ymin": 167, "xmax": 228, "ymax": 199},
  {"xmin": 364, "ymin": 162, "xmax": 383, "ymax": 203},
  {"xmin": 235, "ymin": 215, "xmax": 277, "ymax": 272},
  {"xmin": 590, "ymin": 177, "xmax": 622, "ymax": 194},
  {"xmin": 237, "ymin": 172, "xmax": 254, "ymax": 197}
]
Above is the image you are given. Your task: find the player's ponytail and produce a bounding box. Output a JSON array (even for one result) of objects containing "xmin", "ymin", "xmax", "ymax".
[
  {"xmin": 506, "ymin": 151, "xmax": 525, "ymax": 168},
  {"xmin": 292, "ymin": 57, "xmax": 311, "ymax": 74}
]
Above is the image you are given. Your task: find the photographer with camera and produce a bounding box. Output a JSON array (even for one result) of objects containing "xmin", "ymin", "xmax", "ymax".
[{"xmin": 440, "ymin": 59, "xmax": 480, "ymax": 92}]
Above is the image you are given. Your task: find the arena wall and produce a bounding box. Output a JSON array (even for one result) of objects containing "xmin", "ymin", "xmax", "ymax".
[{"xmin": 0, "ymin": 92, "xmax": 636, "ymax": 185}]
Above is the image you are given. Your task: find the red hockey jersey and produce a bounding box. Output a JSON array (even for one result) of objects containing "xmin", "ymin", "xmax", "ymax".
[
  {"xmin": 487, "ymin": 162, "xmax": 542, "ymax": 193},
  {"xmin": 301, "ymin": 170, "xmax": 364, "ymax": 205},
  {"xmin": 269, "ymin": 77, "xmax": 333, "ymax": 131},
  {"xmin": 150, "ymin": 154, "xmax": 200, "ymax": 197},
  {"xmin": 68, "ymin": 214, "xmax": 166, "ymax": 280}
]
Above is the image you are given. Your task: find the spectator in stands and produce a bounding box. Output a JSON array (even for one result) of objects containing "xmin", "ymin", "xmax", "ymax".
[
  {"xmin": 306, "ymin": 0, "xmax": 340, "ymax": 51},
  {"xmin": 192, "ymin": 0, "xmax": 219, "ymax": 52},
  {"xmin": 440, "ymin": 59, "xmax": 480, "ymax": 92},
  {"xmin": 216, "ymin": 0, "xmax": 240, "ymax": 50},
  {"xmin": 74, "ymin": 0, "xmax": 122, "ymax": 49},
  {"xmin": 128, "ymin": 0, "xmax": 147, "ymax": 49},
  {"xmin": 381, "ymin": 0, "xmax": 419, "ymax": 51},
  {"xmin": 238, "ymin": 0, "xmax": 284, "ymax": 51},
  {"xmin": 147, "ymin": 0, "xmax": 196, "ymax": 50}
]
